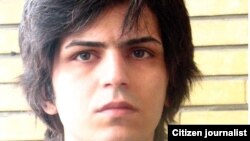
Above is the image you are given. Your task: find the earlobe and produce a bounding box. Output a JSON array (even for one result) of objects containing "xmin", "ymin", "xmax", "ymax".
[{"xmin": 42, "ymin": 101, "xmax": 58, "ymax": 115}]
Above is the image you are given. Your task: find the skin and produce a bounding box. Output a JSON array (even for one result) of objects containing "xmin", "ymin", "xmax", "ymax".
[{"xmin": 44, "ymin": 3, "xmax": 168, "ymax": 141}]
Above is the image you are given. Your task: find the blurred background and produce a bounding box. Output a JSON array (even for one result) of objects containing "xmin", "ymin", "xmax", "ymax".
[{"xmin": 0, "ymin": 0, "xmax": 248, "ymax": 140}]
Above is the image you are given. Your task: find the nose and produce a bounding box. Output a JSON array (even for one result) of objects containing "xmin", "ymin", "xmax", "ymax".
[{"xmin": 99, "ymin": 50, "xmax": 129, "ymax": 88}]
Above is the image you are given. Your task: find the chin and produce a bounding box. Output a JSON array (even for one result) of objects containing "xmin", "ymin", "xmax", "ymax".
[{"xmin": 97, "ymin": 128, "xmax": 138, "ymax": 141}]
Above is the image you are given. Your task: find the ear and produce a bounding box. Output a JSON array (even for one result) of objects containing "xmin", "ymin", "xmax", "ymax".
[{"xmin": 42, "ymin": 101, "xmax": 58, "ymax": 115}]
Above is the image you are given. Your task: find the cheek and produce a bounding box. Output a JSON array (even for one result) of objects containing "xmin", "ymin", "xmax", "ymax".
[
  {"xmin": 51, "ymin": 67, "xmax": 97, "ymax": 122},
  {"xmin": 146, "ymin": 76, "xmax": 167, "ymax": 112},
  {"xmin": 134, "ymin": 66, "xmax": 168, "ymax": 113},
  {"xmin": 52, "ymin": 64, "xmax": 96, "ymax": 100},
  {"xmin": 136, "ymin": 66, "xmax": 167, "ymax": 98},
  {"xmin": 134, "ymin": 71, "xmax": 167, "ymax": 130}
]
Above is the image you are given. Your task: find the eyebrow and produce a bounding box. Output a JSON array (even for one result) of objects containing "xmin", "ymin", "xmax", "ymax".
[
  {"xmin": 65, "ymin": 36, "xmax": 162, "ymax": 49},
  {"xmin": 65, "ymin": 40, "xmax": 105, "ymax": 48},
  {"xmin": 121, "ymin": 36, "xmax": 162, "ymax": 47}
]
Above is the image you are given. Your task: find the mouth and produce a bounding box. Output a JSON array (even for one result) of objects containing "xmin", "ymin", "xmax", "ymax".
[{"xmin": 95, "ymin": 101, "xmax": 138, "ymax": 116}]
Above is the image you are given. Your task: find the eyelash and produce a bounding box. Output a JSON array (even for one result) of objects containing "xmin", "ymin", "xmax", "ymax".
[
  {"xmin": 73, "ymin": 47, "xmax": 154, "ymax": 62},
  {"xmin": 130, "ymin": 47, "xmax": 154, "ymax": 59},
  {"xmin": 74, "ymin": 50, "xmax": 98, "ymax": 62}
]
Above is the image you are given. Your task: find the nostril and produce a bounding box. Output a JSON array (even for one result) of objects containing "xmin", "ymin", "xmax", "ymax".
[
  {"xmin": 104, "ymin": 83, "xmax": 112, "ymax": 87},
  {"xmin": 103, "ymin": 81, "xmax": 128, "ymax": 88}
]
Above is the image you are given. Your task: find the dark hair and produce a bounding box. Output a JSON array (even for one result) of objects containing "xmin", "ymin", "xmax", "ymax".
[{"xmin": 19, "ymin": 0, "xmax": 200, "ymax": 140}]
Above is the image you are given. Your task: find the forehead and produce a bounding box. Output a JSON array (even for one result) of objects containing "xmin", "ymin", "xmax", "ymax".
[{"xmin": 61, "ymin": 3, "xmax": 160, "ymax": 43}]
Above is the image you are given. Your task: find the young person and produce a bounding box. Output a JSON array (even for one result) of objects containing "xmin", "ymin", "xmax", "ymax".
[{"xmin": 19, "ymin": 0, "xmax": 200, "ymax": 141}]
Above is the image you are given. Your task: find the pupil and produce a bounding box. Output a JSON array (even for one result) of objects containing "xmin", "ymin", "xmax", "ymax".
[
  {"xmin": 80, "ymin": 53, "xmax": 90, "ymax": 60},
  {"xmin": 134, "ymin": 50, "xmax": 144, "ymax": 58}
]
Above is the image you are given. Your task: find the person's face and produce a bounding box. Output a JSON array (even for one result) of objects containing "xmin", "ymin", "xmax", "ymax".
[{"xmin": 46, "ymin": 3, "xmax": 168, "ymax": 141}]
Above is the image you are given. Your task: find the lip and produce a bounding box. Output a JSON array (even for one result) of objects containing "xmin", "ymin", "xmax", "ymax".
[{"xmin": 95, "ymin": 101, "xmax": 138, "ymax": 116}]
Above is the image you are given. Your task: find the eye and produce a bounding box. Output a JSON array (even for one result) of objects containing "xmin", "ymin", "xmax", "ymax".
[
  {"xmin": 131, "ymin": 49, "xmax": 152, "ymax": 59},
  {"xmin": 75, "ymin": 52, "xmax": 94, "ymax": 62}
]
